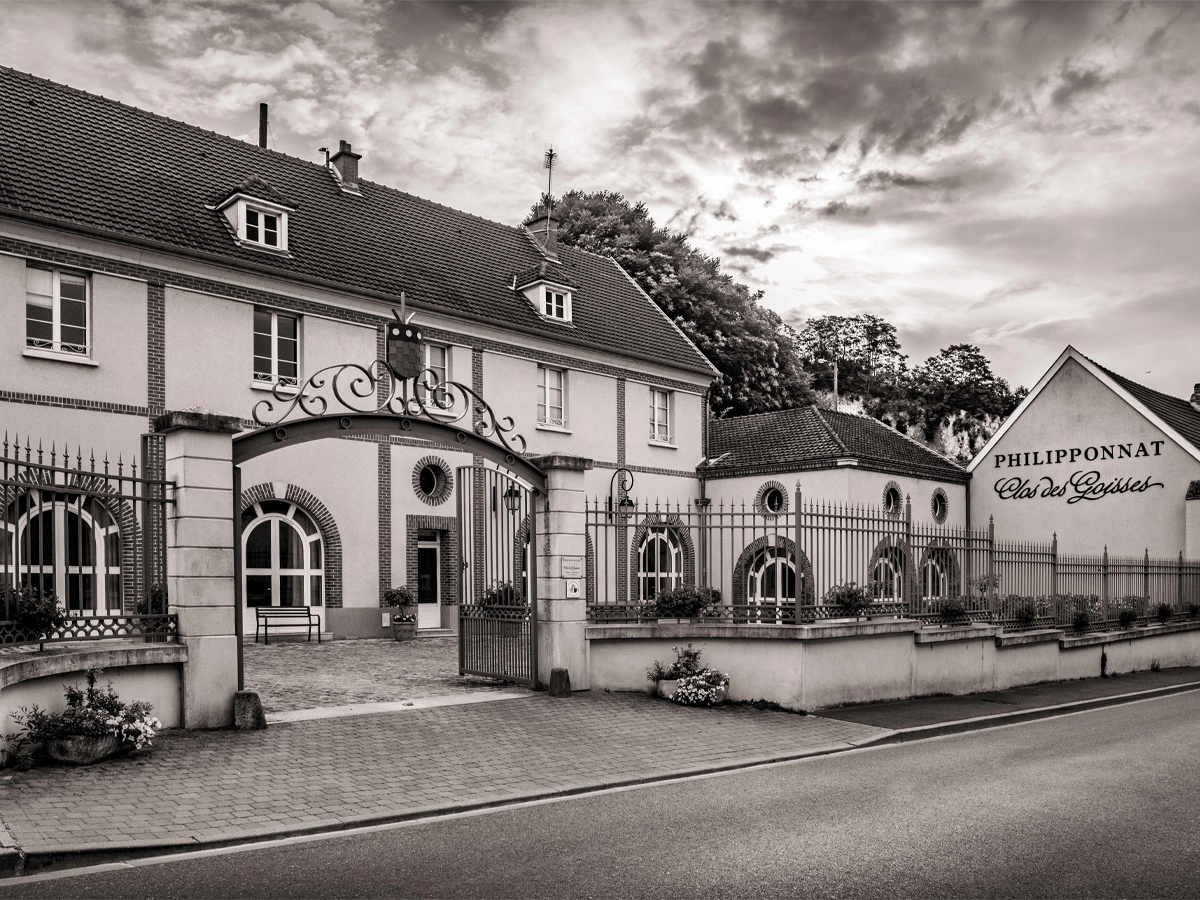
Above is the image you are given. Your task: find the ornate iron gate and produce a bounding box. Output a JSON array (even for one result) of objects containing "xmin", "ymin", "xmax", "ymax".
[{"xmin": 457, "ymin": 465, "xmax": 538, "ymax": 685}]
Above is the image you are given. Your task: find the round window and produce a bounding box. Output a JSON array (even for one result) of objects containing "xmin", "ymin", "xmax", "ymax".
[
  {"xmin": 763, "ymin": 487, "xmax": 784, "ymax": 514},
  {"xmin": 931, "ymin": 489, "xmax": 949, "ymax": 524},
  {"xmin": 412, "ymin": 457, "xmax": 453, "ymax": 506},
  {"xmin": 418, "ymin": 465, "xmax": 443, "ymax": 498},
  {"xmin": 882, "ymin": 482, "xmax": 902, "ymax": 517}
]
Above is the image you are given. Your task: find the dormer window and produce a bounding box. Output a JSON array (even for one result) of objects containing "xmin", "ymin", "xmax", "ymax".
[
  {"xmin": 231, "ymin": 200, "xmax": 289, "ymax": 252},
  {"xmin": 543, "ymin": 287, "xmax": 569, "ymax": 320},
  {"xmin": 514, "ymin": 263, "xmax": 575, "ymax": 325},
  {"xmin": 212, "ymin": 177, "xmax": 294, "ymax": 255},
  {"xmin": 245, "ymin": 208, "xmax": 280, "ymax": 248}
]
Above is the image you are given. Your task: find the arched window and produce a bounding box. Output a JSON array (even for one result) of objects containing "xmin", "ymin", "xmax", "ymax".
[
  {"xmin": 242, "ymin": 499, "xmax": 323, "ymax": 608},
  {"xmin": 746, "ymin": 544, "xmax": 796, "ymax": 624},
  {"xmin": 637, "ymin": 527, "xmax": 683, "ymax": 600},
  {"xmin": 3, "ymin": 491, "xmax": 122, "ymax": 613},
  {"xmin": 871, "ymin": 545, "xmax": 906, "ymax": 601},
  {"xmin": 920, "ymin": 546, "xmax": 959, "ymax": 600}
]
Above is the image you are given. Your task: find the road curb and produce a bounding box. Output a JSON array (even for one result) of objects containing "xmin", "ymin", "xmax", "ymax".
[
  {"xmin": 9, "ymin": 679, "xmax": 1200, "ymax": 880},
  {"xmin": 856, "ymin": 678, "xmax": 1200, "ymax": 745}
]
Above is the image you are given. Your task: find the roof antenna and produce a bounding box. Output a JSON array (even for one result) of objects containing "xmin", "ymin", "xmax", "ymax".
[{"xmin": 542, "ymin": 145, "xmax": 557, "ymax": 239}]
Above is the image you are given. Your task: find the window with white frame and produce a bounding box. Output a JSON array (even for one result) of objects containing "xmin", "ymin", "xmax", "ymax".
[
  {"xmin": 537, "ymin": 365, "xmax": 567, "ymax": 428},
  {"xmin": 26, "ymin": 266, "xmax": 89, "ymax": 357},
  {"xmin": 253, "ymin": 309, "xmax": 299, "ymax": 388},
  {"xmin": 245, "ymin": 207, "xmax": 280, "ymax": 248},
  {"xmin": 649, "ymin": 388, "xmax": 673, "ymax": 443},
  {"xmin": 241, "ymin": 500, "xmax": 323, "ymax": 608},
  {"xmin": 542, "ymin": 286, "xmax": 570, "ymax": 321}
]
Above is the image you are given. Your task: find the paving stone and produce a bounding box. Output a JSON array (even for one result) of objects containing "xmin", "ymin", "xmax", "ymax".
[
  {"xmin": 243, "ymin": 638, "xmax": 511, "ymax": 713},
  {"xmin": 0, "ymin": 692, "xmax": 886, "ymax": 855}
]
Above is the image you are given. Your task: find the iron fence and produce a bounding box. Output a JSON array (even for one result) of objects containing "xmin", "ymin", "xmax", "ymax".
[
  {"xmin": 0, "ymin": 433, "xmax": 177, "ymax": 647},
  {"xmin": 585, "ymin": 485, "xmax": 1200, "ymax": 631}
]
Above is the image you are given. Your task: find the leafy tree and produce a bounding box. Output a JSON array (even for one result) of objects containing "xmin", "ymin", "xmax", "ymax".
[
  {"xmin": 524, "ymin": 191, "xmax": 813, "ymax": 417},
  {"xmin": 911, "ymin": 344, "xmax": 1020, "ymax": 441},
  {"xmin": 793, "ymin": 314, "xmax": 907, "ymax": 399}
]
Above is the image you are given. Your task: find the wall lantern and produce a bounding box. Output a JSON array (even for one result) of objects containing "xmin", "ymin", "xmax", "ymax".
[
  {"xmin": 606, "ymin": 467, "xmax": 636, "ymax": 522},
  {"xmin": 502, "ymin": 485, "xmax": 523, "ymax": 514}
]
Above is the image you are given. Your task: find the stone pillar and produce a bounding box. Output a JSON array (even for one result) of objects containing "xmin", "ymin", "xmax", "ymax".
[
  {"xmin": 529, "ymin": 454, "xmax": 592, "ymax": 691},
  {"xmin": 1187, "ymin": 481, "xmax": 1200, "ymax": 560},
  {"xmin": 155, "ymin": 410, "xmax": 241, "ymax": 729}
]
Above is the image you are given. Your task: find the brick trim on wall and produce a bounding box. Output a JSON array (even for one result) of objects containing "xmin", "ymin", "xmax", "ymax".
[
  {"xmin": 147, "ymin": 281, "xmax": 165, "ymax": 419},
  {"xmin": 239, "ymin": 481, "xmax": 344, "ymax": 608},
  {"xmin": 378, "ymin": 442, "xmax": 391, "ymax": 606},
  {"xmin": 0, "ymin": 390, "xmax": 149, "ymax": 418},
  {"xmin": 405, "ymin": 514, "xmax": 459, "ymax": 611},
  {"xmin": 1, "ymin": 236, "xmax": 709, "ymax": 393}
]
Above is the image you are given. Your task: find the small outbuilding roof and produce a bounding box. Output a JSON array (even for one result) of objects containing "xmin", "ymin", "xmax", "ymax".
[{"xmin": 705, "ymin": 406, "xmax": 967, "ymax": 482}]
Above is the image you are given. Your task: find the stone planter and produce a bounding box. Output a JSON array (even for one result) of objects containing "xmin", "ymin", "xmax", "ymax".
[
  {"xmin": 391, "ymin": 616, "xmax": 417, "ymax": 641},
  {"xmin": 46, "ymin": 733, "xmax": 121, "ymax": 766},
  {"xmin": 656, "ymin": 679, "xmax": 679, "ymax": 700}
]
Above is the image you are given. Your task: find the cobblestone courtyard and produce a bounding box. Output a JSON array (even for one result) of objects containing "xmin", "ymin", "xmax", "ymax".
[{"xmin": 243, "ymin": 637, "xmax": 512, "ymax": 713}]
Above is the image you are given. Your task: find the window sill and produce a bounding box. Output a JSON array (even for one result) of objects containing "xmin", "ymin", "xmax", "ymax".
[
  {"xmin": 250, "ymin": 381, "xmax": 300, "ymax": 396},
  {"xmin": 22, "ymin": 348, "xmax": 98, "ymax": 367},
  {"xmin": 648, "ymin": 439, "xmax": 676, "ymax": 449},
  {"xmin": 536, "ymin": 423, "xmax": 573, "ymax": 434}
]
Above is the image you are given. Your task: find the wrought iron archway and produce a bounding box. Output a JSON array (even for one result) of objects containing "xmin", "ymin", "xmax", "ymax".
[{"xmin": 229, "ymin": 342, "xmax": 546, "ymax": 690}]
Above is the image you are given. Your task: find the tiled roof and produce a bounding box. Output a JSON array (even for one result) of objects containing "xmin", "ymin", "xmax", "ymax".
[
  {"xmin": 706, "ymin": 405, "xmax": 966, "ymax": 479},
  {"xmin": 1089, "ymin": 359, "xmax": 1200, "ymax": 456},
  {"xmin": 0, "ymin": 68, "xmax": 713, "ymax": 376}
]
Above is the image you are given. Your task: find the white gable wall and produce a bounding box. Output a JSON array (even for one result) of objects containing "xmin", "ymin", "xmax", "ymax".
[{"xmin": 970, "ymin": 357, "xmax": 1200, "ymax": 556}]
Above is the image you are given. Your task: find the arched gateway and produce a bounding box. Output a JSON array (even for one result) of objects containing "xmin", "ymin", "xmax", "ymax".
[{"xmin": 230, "ymin": 349, "xmax": 545, "ymax": 689}]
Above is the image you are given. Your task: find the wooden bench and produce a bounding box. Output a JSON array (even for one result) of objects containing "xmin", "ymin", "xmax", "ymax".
[{"xmin": 255, "ymin": 606, "xmax": 321, "ymax": 644}]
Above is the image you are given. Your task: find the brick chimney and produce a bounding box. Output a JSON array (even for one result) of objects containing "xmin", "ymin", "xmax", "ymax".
[
  {"xmin": 527, "ymin": 205, "xmax": 560, "ymax": 260},
  {"xmin": 330, "ymin": 140, "xmax": 362, "ymax": 192},
  {"xmin": 1191, "ymin": 383, "xmax": 1200, "ymax": 413}
]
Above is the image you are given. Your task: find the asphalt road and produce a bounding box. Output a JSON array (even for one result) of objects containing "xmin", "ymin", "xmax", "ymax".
[{"xmin": 5, "ymin": 691, "xmax": 1200, "ymax": 899}]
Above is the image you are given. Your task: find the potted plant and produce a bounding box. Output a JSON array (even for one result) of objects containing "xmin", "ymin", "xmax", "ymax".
[
  {"xmin": 9, "ymin": 669, "xmax": 161, "ymax": 767},
  {"xmin": 824, "ymin": 582, "xmax": 871, "ymax": 620},
  {"xmin": 940, "ymin": 598, "xmax": 969, "ymax": 626},
  {"xmin": 384, "ymin": 585, "xmax": 418, "ymax": 641},
  {"xmin": 646, "ymin": 645, "xmax": 728, "ymax": 705},
  {"xmin": 481, "ymin": 581, "xmax": 527, "ymax": 637},
  {"xmin": 3, "ymin": 585, "xmax": 67, "ymax": 649},
  {"xmin": 1014, "ymin": 601, "xmax": 1038, "ymax": 629},
  {"xmin": 651, "ymin": 586, "xmax": 719, "ymax": 623}
]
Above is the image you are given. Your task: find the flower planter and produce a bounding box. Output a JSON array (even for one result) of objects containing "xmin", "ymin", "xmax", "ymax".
[
  {"xmin": 391, "ymin": 617, "xmax": 417, "ymax": 641},
  {"xmin": 656, "ymin": 679, "xmax": 679, "ymax": 700},
  {"xmin": 46, "ymin": 733, "xmax": 121, "ymax": 766}
]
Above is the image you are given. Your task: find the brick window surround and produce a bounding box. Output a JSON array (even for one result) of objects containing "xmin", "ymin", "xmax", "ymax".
[
  {"xmin": 239, "ymin": 482, "xmax": 343, "ymax": 608},
  {"xmin": 405, "ymin": 514, "xmax": 459, "ymax": 610}
]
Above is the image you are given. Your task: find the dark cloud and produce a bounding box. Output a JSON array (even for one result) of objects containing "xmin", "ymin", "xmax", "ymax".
[
  {"xmin": 1183, "ymin": 101, "xmax": 1200, "ymax": 124},
  {"xmin": 722, "ymin": 245, "xmax": 777, "ymax": 263},
  {"xmin": 856, "ymin": 170, "xmax": 932, "ymax": 190},
  {"xmin": 1050, "ymin": 65, "xmax": 1110, "ymax": 109},
  {"xmin": 819, "ymin": 200, "xmax": 870, "ymax": 217}
]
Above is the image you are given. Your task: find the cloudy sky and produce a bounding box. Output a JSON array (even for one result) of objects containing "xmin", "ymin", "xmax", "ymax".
[{"xmin": 3, "ymin": 1, "xmax": 1198, "ymax": 394}]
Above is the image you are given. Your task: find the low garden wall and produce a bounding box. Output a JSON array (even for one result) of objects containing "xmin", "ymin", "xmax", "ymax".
[
  {"xmin": 586, "ymin": 619, "xmax": 1200, "ymax": 710},
  {"xmin": 0, "ymin": 642, "xmax": 186, "ymax": 754}
]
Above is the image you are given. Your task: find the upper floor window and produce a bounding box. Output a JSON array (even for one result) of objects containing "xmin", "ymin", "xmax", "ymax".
[
  {"xmin": 245, "ymin": 207, "xmax": 280, "ymax": 248},
  {"xmin": 649, "ymin": 388, "xmax": 673, "ymax": 444},
  {"xmin": 26, "ymin": 266, "xmax": 89, "ymax": 357},
  {"xmin": 542, "ymin": 286, "xmax": 570, "ymax": 321},
  {"xmin": 423, "ymin": 343, "xmax": 449, "ymax": 387},
  {"xmin": 538, "ymin": 365, "xmax": 567, "ymax": 429},
  {"xmin": 253, "ymin": 309, "xmax": 299, "ymax": 388}
]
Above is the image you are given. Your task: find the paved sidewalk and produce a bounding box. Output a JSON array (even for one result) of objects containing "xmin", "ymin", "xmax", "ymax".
[
  {"xmin": 243, "ymin": 637, "xmax": 510, "ymax": 713},
  {"xmin": 821, "ymin": 666, "xmax": 1200, "ymax": 729},
  {"xmin": 0, "ymin": 692, "xmax": 885, "ymax": 869}
]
